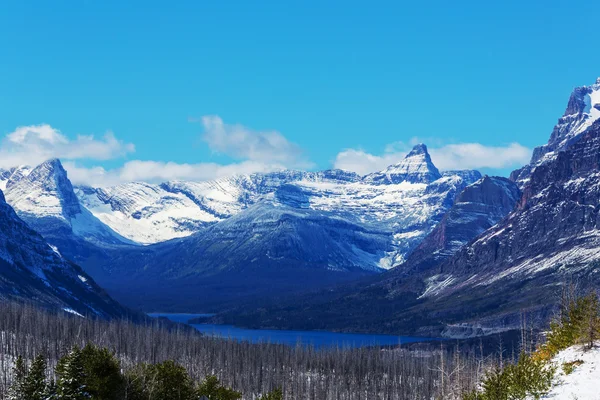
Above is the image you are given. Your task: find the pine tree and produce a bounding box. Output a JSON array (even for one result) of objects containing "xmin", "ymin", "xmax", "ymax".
[
  {"xmin": 7, "ymin": 355, "xmax": 28, "ymax": 400},
  {"xmin": 80, "ymin": 343, "xmax": 124, "ymax": 399},
  {"xmin": 45, "ymin": 379, "xmax": 58, "ymax": 400},
  {"xmin": 24, "ymin": 354, "xmax": 47, "ymax": 400},
  {"xmin": 56, "ymin": 347, "xmax": 91, "ymax": 400}
]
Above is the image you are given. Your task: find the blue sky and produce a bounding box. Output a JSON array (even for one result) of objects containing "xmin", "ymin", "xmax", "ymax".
[{"xmin": 1, "ymin": 0, "xmax": 599, "ymax": 185}]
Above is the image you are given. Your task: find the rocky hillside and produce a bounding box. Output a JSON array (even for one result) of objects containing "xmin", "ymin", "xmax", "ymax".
[{"xmin": 0, "ymin": 188, "xmax": 132, "ymax": 319}]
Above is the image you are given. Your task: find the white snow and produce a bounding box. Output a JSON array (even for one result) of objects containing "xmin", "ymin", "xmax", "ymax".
[
  {"xmin": 76, "ymin": 167, "xmax": 475, "ymax": 266},
  {"xmin": 536, "ymin": 343, "xmax": 600, "ymax": 399},
  {"xmin": 571, "ymin": 83, "xmax": 600, "ymax": 136},
  {"xmin": 62, "ymin": 308, "xmax": 85, "ymax": 318},
  {"xmin": 419, "ymin": 274, "xmax": 456, "ymax": 298}
]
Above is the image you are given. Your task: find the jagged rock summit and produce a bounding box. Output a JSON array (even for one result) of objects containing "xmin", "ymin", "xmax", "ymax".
[
  {"xmin": 1, "ymin": 159, "xmax": 132, "ymax": 246},
  {"xmin": 512, "ymin": 77, "xmax": 600, "ymax": 186},
  {"xmin": 365, "ymin": 143, "xmax": 442, "ymax": 184}
]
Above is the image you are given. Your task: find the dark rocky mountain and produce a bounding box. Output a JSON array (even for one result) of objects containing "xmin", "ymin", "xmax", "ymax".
[
  {"xmin": 91, "ymin": 201, "xmax": 393, "ymax": 311},
  {"xmin": 511, "ymin": 78, "xmax": 600, "ymax": 187},
  {"xmin": 0, "ymin": 188, "xmax": 131, "ymax": 318}
]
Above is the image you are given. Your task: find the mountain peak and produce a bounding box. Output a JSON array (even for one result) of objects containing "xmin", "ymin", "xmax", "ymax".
[
  {"xmin": 5, "ymin": 158, "xmax": 81, "ymax": 222},
  {"xmin": 512, "ymin": 77, "xmax": 600, "ymax": 186},
  {"xmin": 363, "ymin": 143, "xmax": 441, "ymax": 185},
  {"xmin": 384, "ymin": 143, "xmax": 441, "ymax": 184},
  {"xmin": 406, "ymin": 143, "xmax": 429, "ymax": 157}
]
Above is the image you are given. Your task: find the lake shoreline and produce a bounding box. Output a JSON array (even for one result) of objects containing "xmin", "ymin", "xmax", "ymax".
[{"xmin": 149, "ymin": 312, "xmax": 436, "ymax": 349}]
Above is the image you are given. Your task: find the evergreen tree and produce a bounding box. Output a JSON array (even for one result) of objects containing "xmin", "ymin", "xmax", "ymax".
[
  {"xmin": 24, "ymin": 354, "xmax": 47, "ymax": 400},
  {"xmin": 197, "ymin": 375, "xmax": 242, "ymax": 400},
  {"xmin": 7, "ymin": 355, "xmax": 28, "ymax": 400},
  {"xmin": 80, "ymin": 343, "xmax": 124, "ymax": 399},
  {"xmin": 56, "ymin": 347, "xmax": 91, "ymax": 400},
  {"xmin": 152, "ymin": 360, "xmax": 196, "ymax": 400},
  {"xmin": 45, "ymin": 379, "xmax": 58, "ymax": 400}
]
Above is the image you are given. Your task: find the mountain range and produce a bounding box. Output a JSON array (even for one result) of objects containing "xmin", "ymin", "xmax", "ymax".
[
  {"xmin": 0, "ymin": 143, "xmax": 481, "ymax": 311},
  {"xmin": 213, "ymin": 77, "xmax": 600, "ymax": 336},
  {"xmin": 2, "ymin": 78, "xmax": 600, "ymax": 337}
]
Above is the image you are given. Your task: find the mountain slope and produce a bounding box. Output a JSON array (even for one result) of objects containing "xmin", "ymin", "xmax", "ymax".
[
  {"xmin": 76, "ymin": 170, "xmax": 362, "ymax": 244},
  {"xmin": 0, "ymin": 188, "xmax": 131, "ymax": 319},
  {"xmin": 214, "ymin": 174, "xmax": 521, "ymax": 332},
  {"xmin": 97, "ymin": 201, "xmax": 392, "ymax": 311}
]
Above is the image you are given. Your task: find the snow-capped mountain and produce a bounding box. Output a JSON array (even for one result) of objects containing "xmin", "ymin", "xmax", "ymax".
[
  {"xmin": 218, "ymin": 78, "xmax": 600, "ymax": 335},
  {"xmin": 0, "ymin": 187, "xmax": 131, "ymax": 318},
  {"xmin": 364, "ymin": 143, "xmax": 442, "ymax": 184},
  {"xmin": 40, "ymin": 144, "xmax": 479, "ymax": 311},
  {"xmin": 0, "ymin": 142, "xmax": 482, "ymax": 311},
  {"xmin": 74, "ymin": 144, "xmax": 480, "ymax": 268},
  {"xmin": 511, "ymin": 78, "xmax": 600, "ymax": 186},
  {"xmin": 0, "ymin": 159, "xmax": 132, "ymax": 246},
  {"xmin": 215, "ymin": 174, "xmax": 521, "ymax": 331},
  {"xmin": 76, "ymin": 170, "xmax": 363, "ymax": 244}
]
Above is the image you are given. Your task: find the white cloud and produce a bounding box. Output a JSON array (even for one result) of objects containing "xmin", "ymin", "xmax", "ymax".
[
  {"xmin": 334, "ymin": 140, "xmax": 531, "ymax": 175},
  {"xmin": 200, "ymin": 115, "xmax": 310, "ymax": 168},
  {"xmin": 0, "ymin": 124, "xmax": 135, "ymax": 168},
  {"xmin": 63, "ymin": 160, "xmax": 285, "ymax": 187},
  {"xmin": 0, "ymin": 119, "xmax": 310, "ymax": 187},
  {"xmin": 429, "ymin": 143, "xmax": 531, "ymax": 171},
  {"xmin": 334, "ymin": 149, "xmax": 404, "ymax": 176}
]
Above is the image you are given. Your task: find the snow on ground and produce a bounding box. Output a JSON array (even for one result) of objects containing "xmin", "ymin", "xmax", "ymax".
[
  {"xmin": 538, "ymin": 343, "xmax": 600, "ymax": 399},
  {"xmin": 62, "ymin": 308, "xmax": 85, "ymax": 318}
]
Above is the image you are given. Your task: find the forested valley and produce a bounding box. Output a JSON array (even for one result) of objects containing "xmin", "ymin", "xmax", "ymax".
[
  {"xmin": 4, "ymin": 292, "xmax": 597, "ymax": 400},
  {"xmin": 0, "ymin": 301, "xmax": 524, "ymax": 399}
]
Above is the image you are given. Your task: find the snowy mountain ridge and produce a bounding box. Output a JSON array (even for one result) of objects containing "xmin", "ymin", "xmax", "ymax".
[
  {"xmin": 0, "ymin": 159, "xmax": 132, "ymax": 246},
  {"xmin": 512, "ymin": 77, "xmax": 600, "ymax": 186},
  {"xmin": 0, "ymin": 145, "xmax": 469, "ymax": 269}
]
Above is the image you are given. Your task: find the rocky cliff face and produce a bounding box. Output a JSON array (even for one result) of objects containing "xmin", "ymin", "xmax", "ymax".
[
  {"xmin": 511, "ymin": 78, "xmax": 600, "ymax": 186},
  {"xmin": 404, "ymin": 120, "xmax": 600, "ymax": 336},
  {"xmin": 398, "ymin": 176, "xmax": 521, "ymax": 274},
  {"xmin": 0, "ymin": 189, "xmax": 131, "ymax": 318}
]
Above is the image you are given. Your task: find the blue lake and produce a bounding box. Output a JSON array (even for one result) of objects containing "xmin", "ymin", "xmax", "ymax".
[{"xmin": 149, "ymin": 313, "xmax": 433, "ymax": 348}]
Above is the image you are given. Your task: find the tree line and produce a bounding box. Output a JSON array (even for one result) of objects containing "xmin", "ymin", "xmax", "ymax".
[
  {"xmin": 6, "ymin": 343, "xmax": 276, "ymax": 399},
  {"xmin": 0, "ymin": 301, "xmax": 504, "ymax": 399}
]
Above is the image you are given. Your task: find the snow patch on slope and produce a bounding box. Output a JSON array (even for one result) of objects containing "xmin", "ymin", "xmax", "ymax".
[{"xmin": 536, "ymin": 343, "xmax": 600, "ymax": 399}]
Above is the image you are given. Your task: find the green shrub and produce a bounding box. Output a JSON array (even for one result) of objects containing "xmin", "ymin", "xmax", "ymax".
[
  {"xmin": 196, "ymin": 375, "xmax": 242, "ymax": 400},
  {"xmin": 540, "ymin": 291, "xmax": 600, "ymax": 359},
  {"xmin": 562, "ymin": 360, "xmax": 583, "ymax": 375},
  {"xmin": 462, "ymin": 354, "xmax": 554, "ymax": 400}
]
